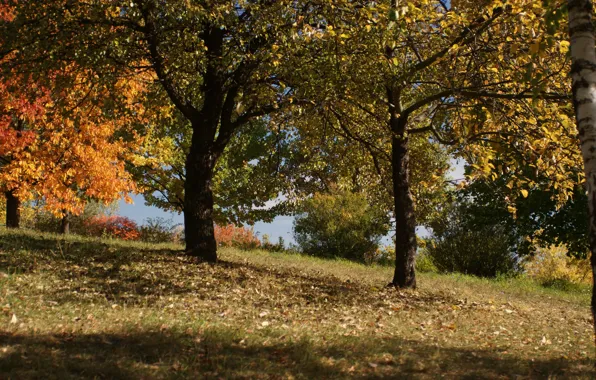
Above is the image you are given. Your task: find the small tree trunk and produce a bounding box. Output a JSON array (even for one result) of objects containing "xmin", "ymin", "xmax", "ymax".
[
  {"xmin": 568, "ymin": 0, "xmax": 596, "ymax": 348},
  {"xmin": 184, "ymin": 144, "xmax": 218, "ymax": 262},
  {"xmin": 5, "ymin": 190, "xmax": 20, "ymax": 229},
  {"xmin": 390, "ymin": 116, "xmax": 417, "ymax": 288},
  {"xmin": 60, "ymin": 211, "xmax": 70, "ymax": 234}
]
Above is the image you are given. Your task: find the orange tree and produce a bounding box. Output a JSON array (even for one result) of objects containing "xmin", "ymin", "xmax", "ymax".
[
  {"xmin": 0, "ymin": 67, "xmax": 149, "ymax": 229},
  {"xmin": 0, "ymin": 6, "xmax": 150, "ymax": 230},
  {"xmin": 0, "ymin": 73, "xmax": 46, "ymax": 227}
]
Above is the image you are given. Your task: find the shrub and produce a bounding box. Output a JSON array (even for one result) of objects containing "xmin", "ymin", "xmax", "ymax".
[
  {"xmin": 425, "ymin": 226, "xmax": 518, "ymax": 278},
  {"xmin": 83, "ymin": 215, "xmax": 140, "ymax": 241},
  {"xmin": 364, "ymin": 244, "xmax": 393, "ymax": 266},
  {"xmin": 415, "ymin": 251, "xmax": 438, "ymax": 273},
  {"xmin": 27, "ymin": 201, "xmax": 119, "ymax": 235},
  {"xmin": 426, "ymin": 200, "xmax": 519, "ymax": 277},
  {"xmin": 524, "ymin": 244, "xmax": 591, "ymax": 288},
  {"xmin": 214, "ymin": 224, "xmax": 261, "ymax": 250},
  {"xmin": 139, "ymin": 217, "xmax": 180, "ymax": 243},
  {"xmin": 293, "ymin": 190, "xmax": 390, "ymax": 262},
  {"xmin": 261, "ymin": 234, "xmax": 286, "ymax": 252}
]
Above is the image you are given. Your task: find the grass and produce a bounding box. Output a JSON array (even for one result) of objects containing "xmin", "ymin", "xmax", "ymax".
[{"xmin": 0, "ymin": 227, "xmax": 594, "ymax": 379}]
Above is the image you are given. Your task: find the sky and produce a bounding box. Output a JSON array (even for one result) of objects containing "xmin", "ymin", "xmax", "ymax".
[
  {"xmin": 118, "ymin": 160, "xmax": 466, "ymax": 247},
  {"xmin": 118, "ymin": 195, "xmax": 298, "ymax": 245}
]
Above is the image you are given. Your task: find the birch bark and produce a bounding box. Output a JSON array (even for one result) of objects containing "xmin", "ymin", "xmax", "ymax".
[{"xmin": 568, "ymin": 0, "xmax": 596, "ymax": 342}]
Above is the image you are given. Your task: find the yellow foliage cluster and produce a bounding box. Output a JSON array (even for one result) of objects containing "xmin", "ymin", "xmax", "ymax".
[{"xmin": 524, "ymin": 245, "xmax": 592, "ymax": 286}]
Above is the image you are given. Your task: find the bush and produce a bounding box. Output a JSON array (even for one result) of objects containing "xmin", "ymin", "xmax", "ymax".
[
  {"xmin": 26, "ymin": 201, "xmax": 119, "ymax": 235},
  {"xmin": 426, "ymin": 201, "xmax": 519, "ymax": 278},
  {"xmin": 139, "ymin": 217, "xmax": 180, "ymax": 244},
  {"xmin": 214, "ymin": 224, "xmax": 261, "ymax": 250},
  {"xmin": 415, "ymin": 251, "xmax": 438, "ymax": 273},
  {"xmin": 425, "ymin": 227, "xmax": 518, "ymax": 277},
  {"xmin": 524, "ymin": 244, "xmax": 591, "ymax": 288},
  {"xmin": 293, "ymin": 190, "xmax": 390, "ymax": 262},
  {"xmin": 83, "ymin": 215, "xmax": 140, "ymax": 241},
  {"xmin": 363, "ymin": 245, "xmax": 393, "ymax": 266},
  {"xmin": 261, "ymin": 234, "xmax": 286, "ymax": 252}
]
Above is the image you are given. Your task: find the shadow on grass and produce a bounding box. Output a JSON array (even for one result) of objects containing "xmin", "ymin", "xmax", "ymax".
[
  {"xmin": 0, "ymin": 329, "xmax": 593, "ymax": 379},
  {"xmin": 0, "ymin": 230, "xmax": 459, "ymax": 311}
]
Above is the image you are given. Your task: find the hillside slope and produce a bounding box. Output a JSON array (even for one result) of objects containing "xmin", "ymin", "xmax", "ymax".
[{"xmin": 0, "ymin": 228, "xmax": 594, "ymax": 379}]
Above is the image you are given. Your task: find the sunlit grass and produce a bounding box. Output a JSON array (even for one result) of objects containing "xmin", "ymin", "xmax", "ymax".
[{"xmin": 0, "ymin": 227, "xmax": 594, "ymax": 378}]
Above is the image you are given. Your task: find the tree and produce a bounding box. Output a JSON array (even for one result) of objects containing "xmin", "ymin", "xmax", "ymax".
[
  {"xmin": 287, "ymin": 102, "xmax": 452, "ymax": 229},
  {"xmin": 290, "ymin": 0, "xmax": 574, "ymax": 288},
  {"xmin": 135, "ymin": 115, "xmax": 302, "ymax": 226},
  {"xmin": 0, "ymin": 75, "xmax": 44, "ymax": 228},
  {"xmin": 567, "ymin": 0, "xmax": 596, "ymax": 345},
  {"xmin": 0, "ymin": 64, "xmax": 146, "ymax": 228},
  {"xmin": 3, "ymin": 0, "xmax": 310, "ymax": 261}
]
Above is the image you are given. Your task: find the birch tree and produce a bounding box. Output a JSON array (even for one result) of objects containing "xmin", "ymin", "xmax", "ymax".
[{"xmin": 568, "ymin": 0, "xmax": 596, "ymax": 342}]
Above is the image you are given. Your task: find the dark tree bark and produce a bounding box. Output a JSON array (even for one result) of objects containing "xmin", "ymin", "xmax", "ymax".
[
  {"xmin": 183, "ymin": 134, "xmax": 220, "ymax": 261},
  {"xmin": 143, "ymin": 12, "xmax": 226, "ymax": 262},
  {"xmin": 181, "ymin": 26, "xmax": 227, "ymax": 262},
  {"xmin": 389, "ymin": 115, "xmax": 417, "ymax": 288},
  {"xmin": 5, "ymin": 190, "xmax": 20, "ymax": 229},
  {"xmin": 60, "ymin": 211, "xmax": 70, "ymax": 234},
  {"xmin": 142, "ymin": 6, "xmax": 271, "ymax": 262}
]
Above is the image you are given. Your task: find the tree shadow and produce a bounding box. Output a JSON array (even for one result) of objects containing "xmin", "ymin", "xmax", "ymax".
[
  {"xmin": 0, "ymin": 329, "xmax": 593, "ymax": 379},
  {"xmin": 1, "ymin": 231, "xmax": 460, "ymax": 312}
]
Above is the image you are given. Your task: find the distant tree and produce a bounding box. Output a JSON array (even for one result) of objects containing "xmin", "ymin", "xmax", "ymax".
[{"xmin": 293, "ymin": 190, "xmax": 390, "ymax": 263}]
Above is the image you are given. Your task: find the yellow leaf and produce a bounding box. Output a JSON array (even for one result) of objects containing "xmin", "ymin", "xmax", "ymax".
[{"xmin": 521, "ymin": 189, "xmax": 528, "ymax": 198}]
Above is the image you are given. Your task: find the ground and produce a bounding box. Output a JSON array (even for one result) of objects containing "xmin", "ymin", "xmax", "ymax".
[{"xmin": 0, "ymin": 228, "xmax": 594, "ymax": 379}]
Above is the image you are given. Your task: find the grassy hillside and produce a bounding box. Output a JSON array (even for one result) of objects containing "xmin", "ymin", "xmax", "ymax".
[{"xmin": 0, "ymin": 228, "xmax": 594, "ymax": 379}]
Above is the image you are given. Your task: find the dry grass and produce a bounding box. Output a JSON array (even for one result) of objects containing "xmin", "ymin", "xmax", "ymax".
[{"xmin": 0, "ymin": 228, "xmax": 594, "ymax": 379}]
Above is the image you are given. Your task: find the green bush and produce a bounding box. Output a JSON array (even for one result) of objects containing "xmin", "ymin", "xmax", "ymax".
[
  {"xmin": 415, "ymin": 251, "xmax": 438, "ymax": 273},
  {"xmin": 139, "ymin": 217, "xmax": 180, "ymax": 244},
  {"xmin": 426, "ymin": 202, "xmax": 519, "ymax": 278},
  {"xmin": 364, "ymin": 245, "xmax": 394, "ymax": 266},
  {"xmin": 293, "ymin": 190, "xmax": 390, "ymax": 262},
  {"xmin": 261, "ymin": 234, "xmax": 286, "ymax": 252}
]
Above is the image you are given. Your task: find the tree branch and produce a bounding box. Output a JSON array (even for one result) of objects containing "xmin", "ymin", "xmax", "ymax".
[
  {"xmin": 141, "ymin": 5, "xmax": 199, "ymax": 121},
  {"xmin": 395, "ymin": 6, "xmax": 505, "ymax": 84}
]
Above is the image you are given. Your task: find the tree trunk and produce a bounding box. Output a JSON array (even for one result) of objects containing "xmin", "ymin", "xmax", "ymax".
[
  {"xmin": 184, "ymin": 141, "xmax": 218, "ymax": 262},
  {"xmin": 60, "ymin": 212, "xmax": 70, "ymax": 234},
  {"xmin": 568, "ymin": 0, "xmax": 596, "ymax": 347},
  {"xmin": 5, "ymin": 190, "xmax": 20, "ymax": 229},
  {"xmin": 390, "ymin": 116, "xmax": 417, "ymax": 288}
]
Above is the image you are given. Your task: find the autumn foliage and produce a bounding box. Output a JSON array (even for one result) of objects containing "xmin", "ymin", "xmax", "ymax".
[
  {"xmin": 0, "ymin": 58, "xmax": 151, "ymax": 218},
  {"xmin": 83, "ymin": 215, "xmax": 141, "ymax": 241},
  {"xmin": 214, "ymin": 224, "xmax": 261, "ymax": 250}
]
